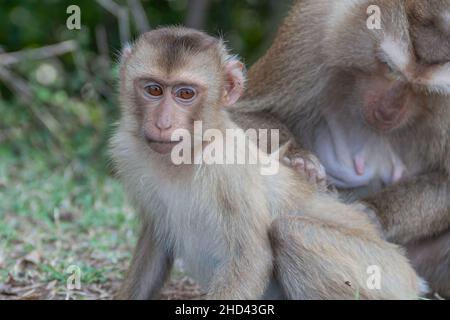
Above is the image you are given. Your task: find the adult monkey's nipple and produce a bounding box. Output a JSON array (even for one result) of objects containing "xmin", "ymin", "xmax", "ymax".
[{"xmin": 353, "ymin": 154, "xmax": 365, "ymax": 176}]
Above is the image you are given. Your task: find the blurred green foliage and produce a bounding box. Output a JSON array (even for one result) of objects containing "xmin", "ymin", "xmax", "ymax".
[{"xmin": 0, "ymin": 0, "xmax": 292, "ymax": 172}]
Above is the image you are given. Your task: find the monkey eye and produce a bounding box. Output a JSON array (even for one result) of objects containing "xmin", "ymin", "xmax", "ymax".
[
  {"xmin": 378, "ymin": 56, "xmax": 396, "ymax": 74},
  {"xmin": 144, "ymin": 84, "xmax": 164, "ymax": 97},
  {"xmin": 175, "ymin": 87, "xmax": 196, "ymax": 101}
]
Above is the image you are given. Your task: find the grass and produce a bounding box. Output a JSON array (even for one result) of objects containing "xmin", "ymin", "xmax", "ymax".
[
  {"xmin": 0, "ymin": 145, "xmax": 136, "ymax": 299},
  {"xmin": 0, "ymin": 145, "xmax": 200, "ymax": 300}
]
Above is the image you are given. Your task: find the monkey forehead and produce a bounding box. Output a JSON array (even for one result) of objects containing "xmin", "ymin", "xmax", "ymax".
[
  {"xmin": 131, "ymin": 27, "xmax": 225, "ymax": 72},
  {"xmin": 124, "ymin": 29, "xmax": 225, "ymax": 84},
  {"xmin": 172, "ymin": 59, "xmax": 222, "ymax": 85},
  {"xmin": 140, "ymin": 27, "xmax": 220, "ymax": 53},
  {"xmin": 125, "ymin": 49, "xmax": 222, "ymax": 86}
]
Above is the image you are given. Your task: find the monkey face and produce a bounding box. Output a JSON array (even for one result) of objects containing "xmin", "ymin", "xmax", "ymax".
[
  {"xmin": 119, "ymin": 29, "xmax": 223, "ymax": 155},
  {"xmin": 357, "ymin": 76, "xmax": 414, "ymax": 131},
  {"xmin": 133, "ymin": 77, "xmax": 206, "ymax": 154},
  {"xmin": 326, "ymin": 0, "xmax": 450, "ymax": 132},
  {"xmin": 119, "ymin": 27, "xmax": 245, "ymax": 156},
  {"xmin": 351, "ymin": 66, "xmax": 424, "ymax": 132}
]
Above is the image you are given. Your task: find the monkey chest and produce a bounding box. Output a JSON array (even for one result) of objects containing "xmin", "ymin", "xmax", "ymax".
[
  {"xmin": 175, "ymin": 234, "xmax": 222, "ymax": 288},
  {"xmin": 164, "ymin": 202, "xmax": 226, "ymax": 287},
  {"xmin": 311, "ymin": 117, "xmax": 409, "ymax": 191}
]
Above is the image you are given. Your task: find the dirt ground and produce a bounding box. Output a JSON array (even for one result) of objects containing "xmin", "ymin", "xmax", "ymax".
[{"xmin": 0, "ymin": 272, "xmax": 201, "ymax": 300}]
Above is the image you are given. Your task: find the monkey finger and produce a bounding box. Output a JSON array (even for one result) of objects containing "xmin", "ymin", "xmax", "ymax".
[
  {"xmin": 282, "ymin": 156, "xmax": 292, "ymax": 166},
  {"xmin": 307, "ymin": 169, "xmax": 325, "ymax": 190},
  {"xmin": 308, "ymin": 156, "xmax": 326, "ymax": 180},
  {"xmin": 305, "ymin": 158, "xmax": 323, "ymax": 177},
  {"xmin": 316, "ymin": 177, "xmax": 328, "ymax": 191},
  {"xmin": 292, "ymin": 157, "xmax": 306, "ymax": 169},
  {"xmin": 283, "ymin": 151, "xmax": 328, "ymax": 190}
]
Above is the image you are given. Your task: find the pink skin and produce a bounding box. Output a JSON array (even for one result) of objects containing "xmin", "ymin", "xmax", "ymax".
[
  {"xmin": 283, "ymin": 153, "xmax": 327, "ymax": 189},
  {"xmin": 312, "ymin": 112, "xmax": 406, "ymax": 190},
  {"xmin": 353, "ymin": 153, "xmax": 366, "ymax": 176}
]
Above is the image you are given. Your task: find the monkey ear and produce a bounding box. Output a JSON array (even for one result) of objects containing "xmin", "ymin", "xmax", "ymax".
[
  {"xmin": 224, "ymin": 59, "xmax": 245, "ymax": 107},
  {"xmin": 120, "ymin": 43, "xmax": 133, "ymax": 64}
]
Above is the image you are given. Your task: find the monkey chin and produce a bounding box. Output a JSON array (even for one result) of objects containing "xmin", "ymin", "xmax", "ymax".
[{"xmin": 148, "ymin": 141, "xmax": 178, "ymax": 155}]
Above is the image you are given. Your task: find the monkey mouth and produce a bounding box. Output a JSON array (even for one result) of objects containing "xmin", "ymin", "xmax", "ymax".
[
  {"xmin": 146, "ymin": 138, "xmax": 183, "ymax": 154},
  {"xmin": 147, "ymin": 139, "xmax": 182, "ymax": 144}
]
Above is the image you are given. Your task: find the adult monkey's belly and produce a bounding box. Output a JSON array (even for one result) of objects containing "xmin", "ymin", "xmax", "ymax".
[{"xmin": 312, "ymin": 113, "xmax": 406, "ymax": 192}]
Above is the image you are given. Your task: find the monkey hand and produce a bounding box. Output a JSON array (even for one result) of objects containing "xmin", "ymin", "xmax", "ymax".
[{"xmin": 282, "ymin": 147, "xmax": 327, "ymax": 191}]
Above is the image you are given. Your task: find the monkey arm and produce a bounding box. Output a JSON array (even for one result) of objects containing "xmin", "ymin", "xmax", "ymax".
[
  {"xmin": 364, "ymin": 171, "xmax": 450, "ymax": 245},
  {"xmin": 205, "ymin": 214, "xmax": 273, "ymax": 300},
  {"xmin": 118, "ymin": 219, "xmax": 174, "ymax": 300}
]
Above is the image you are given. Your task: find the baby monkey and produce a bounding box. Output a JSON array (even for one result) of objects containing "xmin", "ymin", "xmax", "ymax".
[{"xmin": 111, "ymin": 27, "xmax": 426, "ymax": 299}]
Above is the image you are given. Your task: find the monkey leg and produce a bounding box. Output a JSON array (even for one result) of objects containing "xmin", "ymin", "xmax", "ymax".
[
  {"xmin": 269, "ymin": 215, "xmax": 426, "ymax": 300},
  {"xmin": 117, "ymin": 220, "xmax": 173, "ymax": 300},
  {"xmin": 406, "ymin": 229, "xmax": 450, "ymax": 299}
]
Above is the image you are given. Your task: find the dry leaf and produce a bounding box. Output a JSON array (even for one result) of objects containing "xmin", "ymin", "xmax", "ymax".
[
  {"xmin": 19, "ymin": 288, "xmax": 43, "ymax": 300},
  {"xmin": 23, "ymin": 250, "xmax": 41, "ymax": 265},
  {"xmin": 46, "ymin": 280, "xmax": 58, "ymax": 290},
  {"xmin": 0, "ymin": 283, "xmax": 15, "ymax": 296}
]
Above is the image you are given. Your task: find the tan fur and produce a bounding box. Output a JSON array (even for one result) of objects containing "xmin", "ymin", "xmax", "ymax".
[
  {"xmin": 233, "ymin": 0, "xmax": 450, "ymax": 297},
  {"xmin": 112, "ymin": 27, "xmax": 425, "ymax": 300}
]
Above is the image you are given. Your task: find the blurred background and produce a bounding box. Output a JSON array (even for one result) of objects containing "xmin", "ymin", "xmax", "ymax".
[{"xmin": 0, "ymin": 0, "xmax": 292, "ymax": 299}]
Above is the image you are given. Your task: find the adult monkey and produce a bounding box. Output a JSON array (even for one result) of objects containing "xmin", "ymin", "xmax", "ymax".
[{"xmin": 232, "ymin": 0, "xmax": 450, "ymax": 297}]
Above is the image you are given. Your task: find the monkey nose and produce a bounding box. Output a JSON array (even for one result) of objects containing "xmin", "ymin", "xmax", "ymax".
[{"xmin": 156, "ymin": 117, "xmax": 172, "ymax": 130}]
